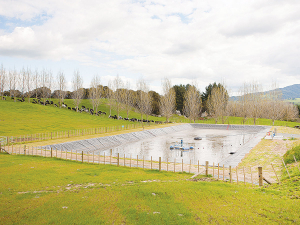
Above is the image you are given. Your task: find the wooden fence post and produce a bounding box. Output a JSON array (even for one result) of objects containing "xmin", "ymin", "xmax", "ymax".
[
  {"xmin": 159, "ymin": 157, "xmax": 161, "ymax": 172},
  {"xmin": 174, "ymin": 158, "xmax": 176, "ymax": 173},
  {"xmin": 271, "ymin": 163, "xmax": 279, "ymax": 184},
  {"xmin": 24, "ymin": 145, "xmax": 26, "ymax": 156},
  {"xmin": 218, "ymin": 163, "xmax": 220, "ymax": 180},
  {"xmin": 293, "ymin": 155, "xmax": 300, "ymax": 172},
  {"xmin": 282, "ymin": 159, "xmax": 291, "ymax": 178},
  {"xmin": 250, "ymin": 167, "xmax": 253, "ymax": 187},
  {"xmin": 51, "ymin": 148, "xmax": 52, "ymax": 158},
  {"xmin": 258, "ymin": 167, "xmax": 263, "ymax": 186},
  {"xmin": 167, "ymin": 158, "xmax": 168, "ymax": 172},
  {"xmin": 205, "ymin": 161, "xmax": 209, "ymax": 176},
  {"xmin": 229, "ymin": 166, "xmax": 232, "ymax": 183},
  {"xmin": 243, "ymin": 167, "xmax": 246, "ymax": 185},
  {"xmin": 236, "ymin": 167, "xmax": 239, "ymax": 184},
  {"xmin": 117, "ymin": 153, "xmax": 119, "ymax": 167}
]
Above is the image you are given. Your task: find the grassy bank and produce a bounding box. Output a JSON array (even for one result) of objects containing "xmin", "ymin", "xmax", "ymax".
[{"xmin": 1, "ymin": 153, "xmax": 300, "ymax": 224}]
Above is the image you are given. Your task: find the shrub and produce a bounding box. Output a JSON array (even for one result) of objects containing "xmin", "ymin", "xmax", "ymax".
[{"xmin": 283, "ymin": 145, "xmax": 300, "ymax": 164}]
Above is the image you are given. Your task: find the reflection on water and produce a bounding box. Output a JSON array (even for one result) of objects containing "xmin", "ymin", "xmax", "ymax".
[{"xmin": 107, "ymin": 129, "xmax": 257, "ymax": 165}]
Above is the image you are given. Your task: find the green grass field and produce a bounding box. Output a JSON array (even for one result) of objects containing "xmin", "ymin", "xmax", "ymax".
[
  {"xmin": 1, "ymin": 98, "xmax": 300, "ymax": 138},
  {"xmin": 0, "ymin": 153, "xmax": 299, "ymax": 224}
]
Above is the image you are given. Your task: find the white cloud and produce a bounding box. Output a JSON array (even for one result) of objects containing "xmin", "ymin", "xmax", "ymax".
[{"xmin": 0, "ymin": 0, "xmax": 300, "ymax": 93}]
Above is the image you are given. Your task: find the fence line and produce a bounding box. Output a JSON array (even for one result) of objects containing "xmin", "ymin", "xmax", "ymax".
[
  {"xmin": 1, "ymin": 123, "xmax": 156, "ymax": 145},
  {"xmin": 1, "ymin": 143, "xmax": 285, "ymax": 186}
]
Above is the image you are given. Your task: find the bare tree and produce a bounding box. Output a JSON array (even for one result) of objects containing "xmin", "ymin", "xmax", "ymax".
[
  {"xmin": 123, "ymin": 80, "xmax": 134, "ymax": 119},
  {"xmin": 267, "ymin": 83, "xmax": 284, "ymax": 125},
  {"xmin": 40, "ymin": 69, "xmax": 49, "ymax": 105},
  {"xmin": 247, "ymin": 82, "xmax": 264, "ymax": 125},
  {"xmin": 20, "ymin": 67, "xmax": 26, "ymax": 98},
  {"xmin": 89, "ymin": 75, "xmax": 102, "ymax": 114},
  {"xmin": 0, "ymin": 64, "xmax": 6, "ymax": 100},
  {"xmin": 183, "ymin": 83, "xmax": 202, "ymax": 122},
  {"xmin": 48, "ymin": 70, "xmax": 53, "ymax": 101},
  {"xmin": 34, "ymin": 69, "xmax": 40, "ymax": 99},
  {"xmin": 113, "ymin": 75, "xmax": 124, "ymax": 119},
  {"xmin": 56, "ymin": 71, "xmax": 67, "ymax": 107},
  {"xmin": 160, "ymin": 78, "xmax": 175, "ymax": 123},
  {"xmin": 136, "ymin": 79, "xmax": 149, "ymax": 122},
  {"xmin": 106, "ymin": 80, "xmax": 114, "ymax": 116},
  {"xmin": 237, "ymin": 83, "xmax": 251, "ymax": 124},
  {"xmin": 25, "ymin": 68, "xmax": 32, "ymax": 102},
  {"xmin": 9, "ymin": 69, "xmax": 19, "ymax": 101},
  {"xmin": 72, "ymin": 70, "xmax": 84, "ymax": 112},
  {"xmin": 282, "ymin": 102, "xmax": 298, "ymax": 122}
]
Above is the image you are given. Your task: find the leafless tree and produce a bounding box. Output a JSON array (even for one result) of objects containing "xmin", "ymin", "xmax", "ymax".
[
  {"xmin": 25, "ymin": 68, "xmax": 32, "ymax": 102},
  {"xmin": 183, "ymin": 83, "xmax": 202, "ymax": 122},
  {"xmin": 113, "ymin": 75, "xmax": 124, "ymax": 119},
  {"xmin": 247, "ymin": 82, "xmax": 264, "ymax": 125},
  {"xmin": 160, "ymin": 78, "xmax": 175, "ymax": 123},
  {"xmin": 123, "ymin": 80, "xmax": 134, "ymax": 119},
  {"xmin": 136, "ymin": 79, "xmax": 149, "ymax": 122},
  {"xmin": 48, "ymin": 70, "xmax": 53, "ymax": 101},
  {"xmin": 207, "ymin": 84, "xmax": 229, "ymax": 124},
  {"xmin": 9, "ymin": 69, "xmax": 19, "ymax": 101},
  {"xmin": 0, "ymin": 64, "xmax": 6, "ymax": 100},
  {"xmin": 106, "ymin": 80, "xmax": 114, "ymax": 116},
  {"xmin": 89, "ymin": 75, "xmax": 102, "ymax": 114},
  {"xmin": 56, "ymin": 71, "xmax": 67, "ymax": 107},
  {"xmin": 267, "ymin": 83, "xmax": 284, "ymax": 125},
  {"xmin": 282, "ymin": 102, "xmax": 298, "ymax": 122},
  {"xmin": 34, "ymin": 69, "xmax": 40, "ymax": 99},
  {"xmin": 72, "ymin": 70, "xmax": 84, "ymax": 112},
  {"xmin": 237, "ymin": 83, "xmax": 251, "ymax": 124},
  {"xmin": 40, "ymin": 69, "xmax": 50, "ymax": 105}
]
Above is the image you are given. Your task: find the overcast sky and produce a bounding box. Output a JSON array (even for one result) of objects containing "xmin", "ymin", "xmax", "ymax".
[{"xmin": 0, "ymin": 0, "xmax": 300, "ymax": 95}]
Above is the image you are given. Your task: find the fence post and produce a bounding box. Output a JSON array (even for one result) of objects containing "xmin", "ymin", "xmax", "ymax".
[
  {"xmin": 24, "ymin": 145, "xmax": 26, "ymax": 156},
  {"xmin": 293, "ymin": 155, "xmax": 300, "ymax": 172},
  {"xmin": 82, "ymin": 151, "xmax": 83, "ymax": 163},
  {"xmin": 271, "ymin": 163, "xmax": 280, "ymax": 184},
  {"xmin": 250, "ymin": 167, "xmax": 253, "ymax": 187},
  {"xmin": 159, "ymin": 157, "xmax": 161, "ymax": 172},
  {"xmin": 236, "ymin": 167, "xmax": 239, "ymax": 184},
  {"xmin": 167, "ymin": 158, "xmax": 168, "ymax": 172},
  {"xmin": 258, "ymin": 167, "xmax": 263, "ymax": 186},
  {"xmin": 51, "ymin": 148, "xmax": 52, "ymax": 158},
  {"xmin": 205, "ymin": 161, "xmax": 209, "ymax": 176},
  {"xmin": 282, "ymin": 159, "xmax": 291, "ymax": 178},
  {"xmin": 117, "ymin": 153, "xmax": 119, "ymax": 167},
  {"xmin": 218, "ymin": 163, "xmax": 220, "ymax": 180},
  {"xmin": 229, "ymin": 166, "xmax": 232, "ymax": 183},
  {"xmin": 174, "ymin": 158, "xmax": 176, "ymax": 173}
]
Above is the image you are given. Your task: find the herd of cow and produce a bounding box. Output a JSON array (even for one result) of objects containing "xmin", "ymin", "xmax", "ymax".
[{"xmin": 24, "ymin": 98, "xmax": 162, "ymax": 123}]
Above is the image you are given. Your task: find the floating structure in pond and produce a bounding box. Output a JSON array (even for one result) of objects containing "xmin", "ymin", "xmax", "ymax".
[
  {"xmin": 170, "ymin": 139, "xmax": 194, "ymax": 151},
  {"xmin": 194, "ymin": 137, "xmax": 202, "ymax": 140}
]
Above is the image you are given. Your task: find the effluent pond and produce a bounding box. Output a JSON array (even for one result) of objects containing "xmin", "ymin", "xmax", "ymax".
[{"xmin": 107, "ymin": 128, "xmax": 258, "ymax": 165}]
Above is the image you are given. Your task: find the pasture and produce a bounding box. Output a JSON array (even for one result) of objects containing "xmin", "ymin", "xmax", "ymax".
[{"xmin": 0, "ymin": 153, "xmax": 300, "ymax": 224}]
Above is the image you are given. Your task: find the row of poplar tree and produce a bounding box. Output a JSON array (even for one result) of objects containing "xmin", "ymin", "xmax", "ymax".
[{"xmin": 0, "ymin": 66, "xmax": 298, "ymax": 124}]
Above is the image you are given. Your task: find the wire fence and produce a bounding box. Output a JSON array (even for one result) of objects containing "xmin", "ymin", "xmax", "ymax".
[
  {"xmin": 1, "ymin": 143, "xmax": 287, "ymax": 187},
  {"xmin": 0, "ymin": 123, "xmax": 155, "ymax": 145}
]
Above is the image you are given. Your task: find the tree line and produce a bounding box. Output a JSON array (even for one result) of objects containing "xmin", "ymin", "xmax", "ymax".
[{"xmin": 0, "ymin": 65, "xmax": 298, "ymax": 123}]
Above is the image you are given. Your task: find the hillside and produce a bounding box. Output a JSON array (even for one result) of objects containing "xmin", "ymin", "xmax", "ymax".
[
  {"xmin": 231, "ymin": 84, "xmax": 300, "ymax": 100},
  {"xmin": 0, "ymin": 98, "xmax": 166, "ymax": 136}
]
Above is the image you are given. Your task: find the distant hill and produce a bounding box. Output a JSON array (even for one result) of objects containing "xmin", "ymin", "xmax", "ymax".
[{"xmin": 230, "ymin": 84, "xmax": 300, "ymax": 100}]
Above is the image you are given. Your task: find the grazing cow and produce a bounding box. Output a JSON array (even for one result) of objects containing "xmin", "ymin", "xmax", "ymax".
[
  {"xmin": 82, "ymin": 105, "xmax": 86, "ymax": 109},
  {"xmin": 72, "ymin": 108, "xmax": 76, "ymax": 111},
  {"xmin": 68, "ymin": 107, "xmax": 71, "ymax": 110},
  {"xmin": 54, "ymin": 104, "xmax": 58, "ymax": 107},
  {"xmin": 102, "ymin": 112, "xmax": 106, "ymax": 115},
  {"xmin": 62, "ymin": 103, "xmax": 67, "ymax": 108},
  {"xmin": 50, "ymin": 101, "xmax": 53, "ymax": 104}
]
